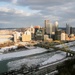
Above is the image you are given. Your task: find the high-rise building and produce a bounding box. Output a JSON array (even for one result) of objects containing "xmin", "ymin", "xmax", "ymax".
[
  {"xmin": 44, "ymin": 20, "xmax": 50, "ymax": 34},
  {"xmin": 66, "ymin": 24, "xmax": 70, "ymax": 35},
  {"xmin": 35, "ymin": 28, "xmax": 44, "ymax": 40},
  {"xmin": 55, "ymin": 30, "xmax": 61, "ymax": 40},
  {"xmin": 72, "ymin": 28, "xmax": 75, "ymax": 34},
  {"xmin": 70, "ymin": 27, "xmax": 73, "ymax": 34},
  {"xmin": 46, "ymin": 23, "xmax": 52, "ymax": 37},
  {"xmin": 52, "ymin": 24, "xmax": 55, "ymax": 34},
  {"xmin": 55, "ymin": 21, "xmax": 58, "ymax": 31}
]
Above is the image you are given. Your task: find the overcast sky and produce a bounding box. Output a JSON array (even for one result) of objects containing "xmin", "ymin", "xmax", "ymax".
[{"xmin": 0, "ymin": 0, "xmax": 75, "ymax": 28}]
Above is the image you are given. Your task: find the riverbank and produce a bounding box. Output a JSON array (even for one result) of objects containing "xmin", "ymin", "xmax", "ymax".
[
  {"xmin": 0, "ymin": 40, "xmax": 75, "ymax": 55},
  {"xmin": 0, "ymin": 41, "xmax": 38, "ymax": 54},
  {"xmin": 35, "ymin": 41, "xmax": 75, "ymax": 50},
  {"xmin": 0, "ymin": 41, "xmax": 15, "ymax": 48}
]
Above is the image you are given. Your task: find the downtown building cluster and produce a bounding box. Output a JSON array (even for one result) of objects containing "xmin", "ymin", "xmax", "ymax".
[
  {"xmin": 18, "ymin": 20, "xmax": 75, "ymax": 42},
  {"xmin": 44, "ymin": 20, "xmax": 75, "ymax": 41},
  {"xmin": 0, "ymin": 20, "xmax": 75, "ymax": 43}
]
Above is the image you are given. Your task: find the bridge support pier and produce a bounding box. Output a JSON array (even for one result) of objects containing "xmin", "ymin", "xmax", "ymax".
[{"xmin": 66, "ymin": 52, "xmax": 74, "ymax": 57}]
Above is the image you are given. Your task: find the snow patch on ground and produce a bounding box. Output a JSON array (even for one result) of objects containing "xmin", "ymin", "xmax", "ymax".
[
  {"xmin": 55, "ymin": 41, "xmax": 75, "ymax": 48},
  {"xmin": 0, "ymin": 39, "xmax": 11, "ymax": 43},
  {"xmin": 0, "ymin": 47, "xmax": 47, "ymax": 61},
  {"xmin": 7, "ymin": 51, "xmax": 56, "ymax": 71},
  {"xmin": 0, "ymin": 46, "xmax": 17, "ymax": 53},
  {"xmin": 7, "ymin": 57, "xmax": 47, "ymax": 71},
  {"xmin": 41, "ymin": 52, "xmax": 66, "ymax": 65},
  {"xmin": 70, "ymin": 47, "xmax": 75, "ymax": 51},
  {"xmin": 7, "ymin": 51, "xmax": 66, "ymax": 71}
]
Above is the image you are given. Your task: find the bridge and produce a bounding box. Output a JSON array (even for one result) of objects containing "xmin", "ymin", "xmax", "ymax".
[{"xmin": 49, "ymin": 46, "xmax": 75, "ymax": 57}]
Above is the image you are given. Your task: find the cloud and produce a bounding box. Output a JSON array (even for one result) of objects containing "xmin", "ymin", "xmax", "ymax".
[
  {"xmin": 13, "ymin": 0, "xmax": 75, "ymax": 10},
  {"xmin": 0, "ymin": 0, "xmax": 12, "ymax": 3},
  {"xmin": 0, "ymin": 21, "xmax": 10, "ymax": 24},
  {"xmin": 0, "ymin": 0, "xmax": 75, "ymax": 27},
  {"xmin": 0, "ymin": 6, "xmax": 44, "ymax": 28},
  {"xmin": 12, "ymin": 0, "xmax": 17, "ymax": 4},
  {"xmin": 0, "ymin": 0, "xmax": 75, "ymax": 9},
  {"xmin": 0, "ymin": 7, "xmax": 33, "ymax": 16}
]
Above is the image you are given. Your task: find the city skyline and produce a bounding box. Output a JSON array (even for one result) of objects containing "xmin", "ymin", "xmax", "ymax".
[{"xmin": 0, "ymin": 0, "xmax": 75, "ymax": 28}]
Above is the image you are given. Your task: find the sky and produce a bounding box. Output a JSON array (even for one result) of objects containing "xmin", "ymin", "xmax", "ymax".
[{"xmin": 0, "ymin": 0, "xmax": 75, "ymax": 28}]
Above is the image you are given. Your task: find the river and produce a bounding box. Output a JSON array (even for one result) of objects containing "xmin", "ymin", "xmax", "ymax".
[{"xmin": 0, "ymin": 47, "xmax": 66, "ymax": 74}]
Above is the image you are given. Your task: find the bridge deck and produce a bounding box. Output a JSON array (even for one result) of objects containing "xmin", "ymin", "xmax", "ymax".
[{"xmin": 49, "ymin": 46, "xmax": 75, "ymax": 55}]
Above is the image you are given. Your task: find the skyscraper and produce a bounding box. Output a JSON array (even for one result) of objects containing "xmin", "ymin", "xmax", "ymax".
[
  {"xmin": 66, "ymin": 24, "xmax": 70, "ymax": 35},
  {"xmin": 44, "ymin": 20, "xmax": 50, "ymax": 34},
  {"xmin": 52, "ymin": 24, "xmax": 55, "ymax": 33},
  {"xmin": 46, "ymin": 23, "xmax": 52, "ymax": 37},
  {"xmin": 55, "ymin": 30, "xmax": 61, "ymax": 40},
  {"xmin": 70, "ymin": 27, "xmax": 73, "ymax": 34},
  {"xmin": 55, "ymin": 21, "xmax": 58, "ymax": 31}
]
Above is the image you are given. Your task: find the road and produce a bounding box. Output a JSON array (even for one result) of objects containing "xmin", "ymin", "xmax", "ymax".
[{"xmin": 25, "ymin": 57, "xmax": 72, "ymax": 75}]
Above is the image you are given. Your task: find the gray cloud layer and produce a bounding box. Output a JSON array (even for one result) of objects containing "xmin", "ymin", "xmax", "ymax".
[{"xmin": 0, "ymin": 0, "xmax": 75, "ymax": 28}]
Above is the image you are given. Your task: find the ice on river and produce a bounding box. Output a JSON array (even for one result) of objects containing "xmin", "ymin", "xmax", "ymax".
[
  {"xmin": 0, "ymin": 47, "xmax": 47, "ymax": 61},
  {"xmin": 41, "ymin": 52, "xmax": 66, "ymax": 65}
]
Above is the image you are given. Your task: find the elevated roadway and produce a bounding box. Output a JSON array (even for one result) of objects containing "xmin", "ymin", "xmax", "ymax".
[{"xmin": 48, "ymin": 46, "xmax": 75, "ymax": 57}]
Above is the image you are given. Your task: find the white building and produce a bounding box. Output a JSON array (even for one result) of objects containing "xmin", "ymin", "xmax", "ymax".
[
  {"xmin": 45, "ymin": 20, "xmax": 50, "ymax": 32},
  {"xmin": 46, "ymin": 23, "xmax": 52, "ymax": 35},
  {"xmin": 55, "ymin": 21, "xmax": 58, "ymax": 27},
  {"xmin": 14, "ymin": 34, "xmax": 17, "ymax": 43},
  {"xmin": 61, "ymin": 32, "xmax": 65, "ymax": 41},
  {"xmin": 16, "ymin": 32, "xmax": 21, "ymax": 39},
  {"xmin": 30, "ymin": 25, "xmax": 35, "ymax": 34},
  {"xmin": 55, "ymin": 21, "xmax": 58, "ymax": 31},
  {"xmin": 24, "ymin": 30, "xmax": 31, "ymax": 35},
  {"xmin": 22, "ymin": 30, "xmax": 31, "ymax": 42}
]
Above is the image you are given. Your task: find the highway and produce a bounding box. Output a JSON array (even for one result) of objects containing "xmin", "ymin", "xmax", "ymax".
[{"xmin": 25, "ymin": 57, "xmax": 72, "ymax": 75}]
